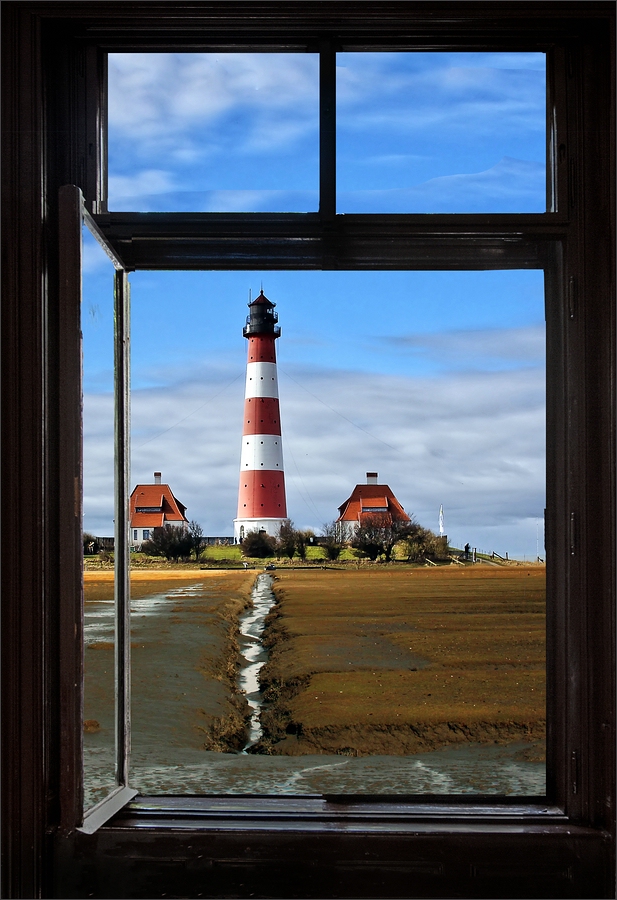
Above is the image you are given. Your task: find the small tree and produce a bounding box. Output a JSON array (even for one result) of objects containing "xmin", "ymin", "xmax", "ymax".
[
  {"xmin": 401, "ymin": 526, "xmax": 448, "ymax": 562},
  {"xmin": 188, "ymin": 520, "xmax": 205, "ymax": 561},
  {"xmin": 295, "ymin": 529, "xmax": 314, "ymax": 561},
  {"xmin": 320, "ymin": 521, "xmax": 345, "ymax": 561},
  {"xmin": 241, "ymin": 529, "xmax": 276, "ymax": 559},
  {"xmin": 351, "ymin": 514, "xmax": 388, "ymax": 561},
  {"xmin": 401, "ymin": 528, "xmax": 427, "ymax": 562},
  {"xmin": 351, "ymin": 515, "xmax": 419, "ymax": 561},
  {"xmin": 381, "ymin": 517, "xmax": 420, "ymax": 562},
  {"xmin": 423, "ymin": 531, "xmax": 449, "ymax": 561},
  {"xmin": 276, "ymin": 521, "xmax": 296, "ymax": 559}
]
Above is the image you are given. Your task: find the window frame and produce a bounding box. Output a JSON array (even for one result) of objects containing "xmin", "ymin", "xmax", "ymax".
[{"xmin": 2, "ymin": 3, "xmax": 614, "ymax": 898}]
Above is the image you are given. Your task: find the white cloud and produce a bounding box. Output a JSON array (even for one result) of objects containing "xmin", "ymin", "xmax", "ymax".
[
  {"xmin": 201, "ymin": 190, "xmax": 292, "ymax": 213},
  {"xmin": 82, "ymin": 239, "xmax": 111, "ymax": 275},
  {"xmin": 83, "ymin": 359, "xmax": 545, "ymax": 558},
  {"xmin": 385, "ymin": 325, "xmax": 546, "ymax": 371},
  {"xmin": 107, "ymin": 186, "xmax": 318, "ymax": 213},
  {"xmin": 108, "ymin": 53, "xmax": 318, "ymax": 150},
  {"xmin": 337, "ymin": 58, "xmax": 544, "ymax": 135},
  {"xmin": 109, "ymin": 155, "xmax": 541, "ymax": 211},
  {"xmin": 107, "ymin": 169, "xmax": 177, "ymax": 202},
  {"xmin": 339, "ymin": 156, "xmax": 545, "ymax": 213}
]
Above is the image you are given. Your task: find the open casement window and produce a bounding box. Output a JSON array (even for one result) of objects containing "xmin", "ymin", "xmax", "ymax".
[
  {"xmin": 2, "ymin": 4, "xmax": 614, "ymax": 900},
  {"xmin": 58, "ymin": 186, "xmax": 137, "ymax": 833}
]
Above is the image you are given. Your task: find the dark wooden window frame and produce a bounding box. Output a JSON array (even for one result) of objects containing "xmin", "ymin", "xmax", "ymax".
[{"xmin": 2, "ymin": 3, "xmax": 614, "ymax": 898}]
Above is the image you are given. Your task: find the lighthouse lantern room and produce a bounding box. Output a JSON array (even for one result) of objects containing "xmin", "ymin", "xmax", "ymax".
[{"xmin": 233, "ymin": 291, "xmax": 289, "ymax": 543}]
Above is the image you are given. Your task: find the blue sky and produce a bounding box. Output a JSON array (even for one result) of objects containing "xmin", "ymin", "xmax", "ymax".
[
  {"xmin": 83, "ymin": 242, "xmax": 545, "ymax": 557},
  {"xmin": 81, "ymin": 52, "xmax": 547, "ymax": 557},
  {"xmin": 107, "ymin": 51, "xmax": 545, "ymax": 213},
  {"xmin": 336, "ymin": 52, "xmax": 545, "ymax": 212}
]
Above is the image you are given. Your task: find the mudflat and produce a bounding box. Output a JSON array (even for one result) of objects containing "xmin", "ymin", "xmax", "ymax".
[
  {"xmin": 84, "ymin": 569, "xmax": 255, "ymax": 763},
  {"xmin": 257, "ymin": 565, "xmax": 546, "ymax": 757}
]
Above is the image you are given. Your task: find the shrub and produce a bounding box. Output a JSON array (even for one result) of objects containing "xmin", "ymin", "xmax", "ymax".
[
  {"xmin": 142, "ymin": 525, "xmax": 193, "ymax": 562},
  {"xmin": 241, "ymin": 530, "xmax": 276, "ymax": 559}
]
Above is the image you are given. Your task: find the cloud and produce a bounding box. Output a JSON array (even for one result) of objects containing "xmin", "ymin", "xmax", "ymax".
[
  {"xmin": 107, "ymin": 187, "xmax": 319, "ymax": 213},
  {"xmin": 337, "ymin": 56, "xmax": 545, "ymax": 137},
  {"xmin": 83, "ymin": 393, "xmax": 115, "ymax": 535},
  {"xmin": 107, "ymin": 169, "xmax": 177, "ymax": 203},
  {"xmin": 108, "ymin": 53, "xmax": 318, "ymax": 152},
  {"xmin": 339, "ymin": 157, "xmax": 545, "ymax": 213},
  {"xmin": 83, "ymin": 360, "xmax": 545, "ymax": 559},
  {"xmin": 384, "ymin": 325, "xmax": 546, "ymax": 372},
  {"xmin": 82, "ymin": 238, "xmax": 111, "ymax": 275},
  {"xmin": 109, "ymin": 158, "xmax": 541, "ymax": 213}
]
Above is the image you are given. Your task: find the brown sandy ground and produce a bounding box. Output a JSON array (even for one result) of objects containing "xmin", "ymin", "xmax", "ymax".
[
  {"xmin": 255, "ymin": 565, "xmax": 546, "ymax": 757},
  {"xmin": 83, "ymin": 570, "xmax": 255, "ymax": 759}
]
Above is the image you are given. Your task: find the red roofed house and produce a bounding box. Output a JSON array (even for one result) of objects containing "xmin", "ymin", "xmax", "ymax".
[
  {"xmin": 336, "ymin": 472, "xmax": 411, "ymax": 540},
  {"xmin": 130, "ymin": 472, "xmax": 188, "ymax": 549}
]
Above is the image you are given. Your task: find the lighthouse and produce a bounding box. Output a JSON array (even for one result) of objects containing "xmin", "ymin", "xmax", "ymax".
[{"xmin": 233, "ymin": 290, "xmax": 289, "ymax": 543}]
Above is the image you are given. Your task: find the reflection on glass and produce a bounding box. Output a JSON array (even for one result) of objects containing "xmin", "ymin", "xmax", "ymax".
[
  {"xmin": 107, "ymin": 53, "xmax": 319, "ymax": 212},
  {"xmin": 82, "ymin": 224, "xmax": 116, "ymax": 809},
  {"xmin": 337, "ymin": 52, "xmax": 546, "ymax": 213},
  {"xmin": 124, "ymin": 269, "xmax": 545, "ymax": 795}
]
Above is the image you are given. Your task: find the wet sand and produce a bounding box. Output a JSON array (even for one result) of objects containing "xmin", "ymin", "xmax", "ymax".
[{"xmin": 83, "ymin": 569, "xmax": 255, "ymax": 805}]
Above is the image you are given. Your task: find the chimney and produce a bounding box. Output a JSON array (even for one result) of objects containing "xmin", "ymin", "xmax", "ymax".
[
  {"xmin": 366, "ymin": 472, "xmax": 378, "ymax": 484},
  {"xmin": 154, "ymin": 472, "xmax": 162, "ymax": 484}
]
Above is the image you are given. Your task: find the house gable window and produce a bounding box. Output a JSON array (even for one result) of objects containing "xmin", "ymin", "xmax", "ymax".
[{"xmin": 2, "ymin": 3, "xmax": 613, "ymax": 899}]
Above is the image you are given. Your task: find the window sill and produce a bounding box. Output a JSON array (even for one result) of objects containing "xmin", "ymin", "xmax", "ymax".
[
  {"xmin": 58, "ymin": 801, "xmax": 612, "ymax": 899},
  {"xmin": 111, "ymin": 795, "xmax": 572, "ymax": 831}
]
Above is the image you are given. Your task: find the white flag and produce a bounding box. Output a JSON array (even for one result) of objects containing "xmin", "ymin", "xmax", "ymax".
[{"xmin": 439, "ymin": 504, "xmax": 444, "ymax": 535}]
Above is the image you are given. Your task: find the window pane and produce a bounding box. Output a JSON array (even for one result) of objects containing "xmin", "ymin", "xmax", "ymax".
[
  {"xmin": 82, "ymin": 224, "xmax": 117, "ymax": 809},
  {"xmin": 107, "ymin": 53, "xmax": 319, "ymax": 212},
  {"xmin": 125, "ymin": 269, "xmax": 545, "ymax": 795},
  {"xmin": 337, "ymin": 52, "xmax": 546, "ymax": 213}
]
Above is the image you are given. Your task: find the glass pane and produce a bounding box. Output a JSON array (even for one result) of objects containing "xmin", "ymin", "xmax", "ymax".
[
  {"xmin": 107, "ymin": 53, "xmax": 319, "ymax": 212},
  {"xmin": 82, "ymin": 224, "xmax": 117, "ymax": 809},
  {"xmin": 337, "ymin": 52, "xmax": 546, "ymax": 212},
  {"xmin": 127, "ymin": 269, "xmax": 546, "ymax": 796}
]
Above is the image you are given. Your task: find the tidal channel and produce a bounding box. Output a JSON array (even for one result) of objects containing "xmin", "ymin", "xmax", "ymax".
[{"xmin": 237, "ymin": 573, "xmax": 276, "ymax": 750}]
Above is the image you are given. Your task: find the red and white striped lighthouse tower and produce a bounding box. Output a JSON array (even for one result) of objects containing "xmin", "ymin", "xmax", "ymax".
[{"xmin": 233, "ymin": 290, "xmax": 289, "ymax": 542}]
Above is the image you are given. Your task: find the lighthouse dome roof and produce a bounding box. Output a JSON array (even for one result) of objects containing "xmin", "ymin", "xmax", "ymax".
[{"xmin": 248, "ymin": 289, "xmax": 275, "ymax": 308}]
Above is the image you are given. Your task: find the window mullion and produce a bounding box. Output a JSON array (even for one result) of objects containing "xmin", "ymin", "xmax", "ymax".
[{"xmin": 319, "ymin": 40, "xmax": 336, "ymax": 221}]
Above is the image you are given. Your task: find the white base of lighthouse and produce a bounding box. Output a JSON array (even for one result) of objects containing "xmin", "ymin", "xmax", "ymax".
[{"xmin": 233, "ymin": 517, "xmax": 289, "ymax": 543}]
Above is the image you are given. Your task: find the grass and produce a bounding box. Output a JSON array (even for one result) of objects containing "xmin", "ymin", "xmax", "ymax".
[
  {"xmin": 201, "ymin": 545, "xmax": 242, "ymax": 561},
  {"xmin": 198, "ymin": 544, "xmax": 358, "ymax": 563}
]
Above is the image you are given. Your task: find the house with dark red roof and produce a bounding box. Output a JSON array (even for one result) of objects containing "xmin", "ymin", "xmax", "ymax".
[
  {"xmin": 129, "ymin": 472, "xmax": 188, "ymax": 549},
  {"xmin": 336, "ymin": 472, "xmax": 411, "ymax": 539}
]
